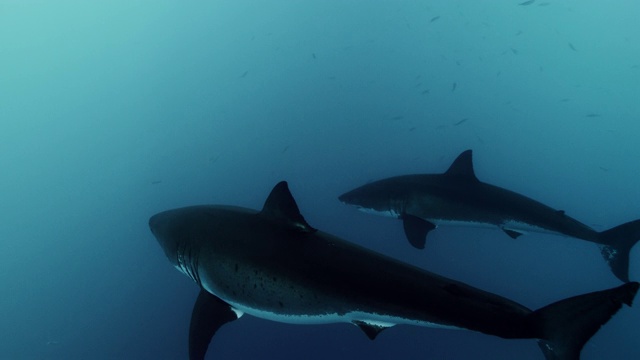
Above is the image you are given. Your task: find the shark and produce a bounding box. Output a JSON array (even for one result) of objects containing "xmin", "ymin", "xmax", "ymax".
[
  {"xmin": 338, "ymin": 149, "xmax": 640, "ymax": 283},
  {"xmin": 149, "ymin": 181, "xmax": 638, "ymax": 360}
]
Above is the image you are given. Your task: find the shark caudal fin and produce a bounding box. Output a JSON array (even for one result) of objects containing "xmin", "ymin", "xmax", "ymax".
[
  {"xmin": 598, "ymin": 219, "xmax": 640, "ymax": 282},
  {"xmin": 530, "ymin": 282, "xmax": 638, "ymax": 360}
]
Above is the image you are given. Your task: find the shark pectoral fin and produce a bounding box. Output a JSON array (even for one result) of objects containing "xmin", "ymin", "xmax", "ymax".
[
  {"xmin": 189, "ymin": 290, "xmax": 240, "ymax": 360},
  {"xmin": 502, "ymin": 228, "xmax": 524, "ymax": 239},
  {"xmin": 402, "ymin": 214, "xmax": 436, "ymax": 249},
  {"xmin": 352, "ymin": 320, "xmax": 392, "ymax": 340},
  {"xmin": 260, "ymin": 181, "xmax": 317, "ymax": 233}
]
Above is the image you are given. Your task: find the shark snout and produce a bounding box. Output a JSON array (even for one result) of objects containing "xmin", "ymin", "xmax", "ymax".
[
  {"xmin": 338, "ymin": 188, "xmax": 372, "ymax": 207},
  {"xmin": 148, "ymin": 212, "xmax": 169, "ymax": 237},
  {"xmin": 148, "ymin": 213, "xmax": 160, "ymax": 234},
  {"xmin": 149, "ymin": 210, "xmax": 180, "ymax": 246},
  {"xmin": 148, "ymin": 210, "xmax": 184, "ymax": 266},
  {"xmin": 338, "ymin": 190, "xmax": 357, "ymax": 204}
]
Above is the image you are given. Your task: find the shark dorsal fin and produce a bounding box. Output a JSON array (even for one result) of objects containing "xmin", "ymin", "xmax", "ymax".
[
  {"xmin": 444, "ymin": 149, "xmax": 479, "ymax": 182},
  {"xmin": 261, "ymin": 181, "xmax": 316, "ymax": 233}
]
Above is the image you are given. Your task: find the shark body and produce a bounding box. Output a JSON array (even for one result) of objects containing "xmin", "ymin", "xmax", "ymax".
[
  {"xmin": 339, "ymin": 150, "xmax": 640, "ymax": 282},
  {"xmin": 150, "ymin": 181, "xmax": 637, "ymax": 360}
]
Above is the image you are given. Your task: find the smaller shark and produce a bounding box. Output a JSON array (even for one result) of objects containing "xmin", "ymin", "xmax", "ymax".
[
  {"xmin": 339, "ymin": 150, "xmax": 640, "ymax": 282},
  {"xmin": 150, "ymin": 181, "xmax": 638, "ymax": 360}
]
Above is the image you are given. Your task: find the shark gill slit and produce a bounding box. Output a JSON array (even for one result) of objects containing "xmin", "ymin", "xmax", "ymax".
[
  {"xmin": 177, "ymin": 241, "xmax": 201, "ymax": 285},
  {"xmin": 189, "ymin": 245, "xmax": 201, "ymax": 285}
]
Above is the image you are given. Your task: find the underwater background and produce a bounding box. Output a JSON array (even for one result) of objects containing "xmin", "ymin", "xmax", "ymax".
[{"xmin": 2, "ymin": 1, "xmax": 639, "ymax": 359}]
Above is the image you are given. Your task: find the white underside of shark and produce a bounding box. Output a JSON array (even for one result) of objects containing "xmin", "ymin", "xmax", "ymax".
[
  {"xmin": 221, "ymin": 296, "xmax": 461, "ymax": 331},
  {"xmin": 358, "ymin": 206, "xmax": 552, "ymax": 236}
]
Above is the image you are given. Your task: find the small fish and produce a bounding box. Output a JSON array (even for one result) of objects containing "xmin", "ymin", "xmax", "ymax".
[
  {"xmin": 451, "ymin": 82, "xmax": 457, "ymax": 92},
  {"xmin": 430, "ymin": 16, "xmax": 441, "ymax": 23},
  {"xmin": 282, "ymin": 146, "xmax": 290, "ymax": 153},
  {"xmin": 560, "ymin": 98, "xmax": 570, "ymax": 102},
  {"xmin": 312, "ymin": 53, "xmax": 316, "ymax": 59},
  {"xmin": 454, "ymin": 118, "xmax": 468, "ymax": 126},
  {"xmin": 568, "ymin": 43, "xmax": 578, "ymax": 52},
  {"xmin": 516, "ymin": 30, "xmax": 524, "ymax": 36},
  {"xmin": 585, "ymin": 113, "xmax": 601, "ymax": 118},
  {"xmin": 152, "ymin": 180, "xmax": 162, "ymax": 185},
  {"xmin": 510, "ymin": 48, "xmax": 518, "ymax": 55},
  {"xmin": 240, "ymin": 71, "xmax": 249, "ymax": 78},
  {"xmin": 519, "ymin": 0, "xmax": 535, "ymax": 5},
  {"xmin": 538, "ymin": 2, "xmax": 551, "ymax": 6},
  {"xmin": 409, "ymin": 127, "xmax": 417, "ymax": 131},
  {"xmin": 421, "ymin": 89, "xmax": 430, "ymax": 95},
  {"xmin": 391, "ymin": 115, "xmax": 404, "ymax": 120}
]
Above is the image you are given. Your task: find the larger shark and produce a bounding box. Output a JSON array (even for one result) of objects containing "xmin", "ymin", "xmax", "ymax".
[
  {"xmin": 150, "ymin": 181, "xmax": 638, "ymax": 360},
  {"xmin": 339, "ymin": 150, "xmax": 640, "ymax": 283}
]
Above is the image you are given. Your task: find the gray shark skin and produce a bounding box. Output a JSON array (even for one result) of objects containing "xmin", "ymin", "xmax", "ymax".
[
  {"xmin": 339, "ymin": 150, "xmax": 640, "ymax": 282},
  {"xmin": 150, "ymin": 181, "xmax": 638, "ymax": 360}
]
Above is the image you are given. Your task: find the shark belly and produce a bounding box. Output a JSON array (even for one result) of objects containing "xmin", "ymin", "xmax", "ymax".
[
  {"xmin": 197, "ymin": 252, "xmax": 464, "ymax": 331},
  {"xmin": 223, "ymin": 298, "xmax": 461, "ymax": 331},
  {"xmin": 356, "ymin": 202, "xmax": 544, "ymax": 233},
  {"xmin": 203, "ymin": 280, "xmax": 461, "ymax": 331},
  {"xmin": 430, "ymin": 218, "xmax": 549, "ymax": 233}
]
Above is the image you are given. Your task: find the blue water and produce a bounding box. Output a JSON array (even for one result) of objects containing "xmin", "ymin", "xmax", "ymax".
[{"xmin": 2, "ymin": 1, "xmax": 639, "ymax": 359}]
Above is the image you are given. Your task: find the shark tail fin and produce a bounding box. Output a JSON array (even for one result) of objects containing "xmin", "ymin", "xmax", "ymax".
[
  {"xmin": 598, "ymin": 219, "xmax": 640, "ymax": 282},
  {"xmin": 530, "ymin": 282, "xmax": 638, "ymax": 360}
]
